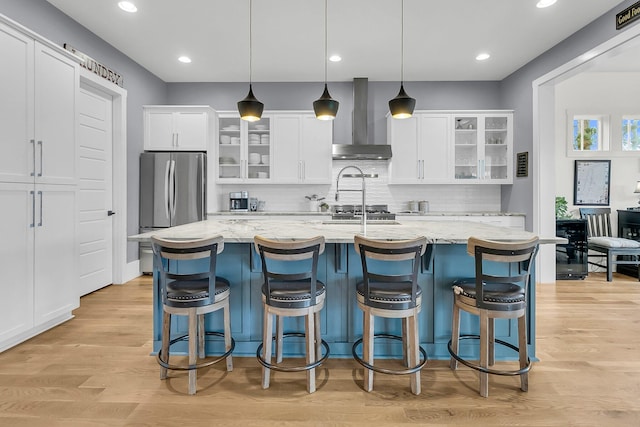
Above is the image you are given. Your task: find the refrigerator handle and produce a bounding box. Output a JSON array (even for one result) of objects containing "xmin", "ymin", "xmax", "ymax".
[
  {"xmin": 169, "ymin": 160, "xmax": 176, "ymax": 219},
  {"xmin": 164, "ymin": 160, "xmax": 171, "ymax": 220},
  {"xmin": 199, "ymin": 154, "xmax": 205, "ymax": 217}
]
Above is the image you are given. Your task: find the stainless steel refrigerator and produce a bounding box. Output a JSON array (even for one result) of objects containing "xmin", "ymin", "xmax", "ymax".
[{"xmin": 139, "ymin": 151, "xmax": 206, "ymax": 273}]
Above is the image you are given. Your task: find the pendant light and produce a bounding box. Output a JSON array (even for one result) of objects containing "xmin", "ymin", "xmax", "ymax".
[
  {"xmin": 313, "ymin": 0, "xmax": 339, "ymax": 120},
  {"xmin": 238, "ymin": 0, "xmax": 263, "ymax": 121},
  {"xmin": 388, "ymin": 0, "xmax": 415, "ymax": 119}
]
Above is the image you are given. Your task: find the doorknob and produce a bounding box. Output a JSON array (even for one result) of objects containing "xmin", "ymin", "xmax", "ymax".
[{"xmin": 107, "ymin": 210, "xmax": 116, "ymax": 216}]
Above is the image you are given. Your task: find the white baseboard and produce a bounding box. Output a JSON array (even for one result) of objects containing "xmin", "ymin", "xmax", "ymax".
[
  {"xmin": 0, "ymin": 313, "xmax": 73, "ymax": 353},
  {"xmin": 122, "ymin": 260, "xmax": 141, "ymax": 283}
]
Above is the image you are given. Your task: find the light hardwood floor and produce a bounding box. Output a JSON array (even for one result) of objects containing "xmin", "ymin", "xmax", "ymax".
[{"xmin": 1, "ymin": 272, "xmax": 639, "ymax": 426}]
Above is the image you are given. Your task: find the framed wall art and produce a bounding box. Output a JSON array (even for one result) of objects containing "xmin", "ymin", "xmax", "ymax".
[{"xmin": 573, "ymin": 159, "xmax": 611, "ymax": 206}]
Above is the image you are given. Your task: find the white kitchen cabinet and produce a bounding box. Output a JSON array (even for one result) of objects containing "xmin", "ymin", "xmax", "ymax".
[
  {"xmin": 144, "ymin": 106, "xmax": 214, "ymax": 151},
  {"xmin": 216, "ymin": 111, "xmax": 332, "ymax": 184},
  {"xmin": 0, "ymin": 16, "xmax": 80, "ymax": 352},
  {"xmin": 33, "ymin": 185, "xmax": 78, "ymax": 325},
  {"xmin": 0, "ymin": 184, "xmax": 35, "ymax": 346},
  {"xmin": 0, "ymin": 184, "xmax": 78, "ymax": 351},
  {"xmin": 217, "ymin": 112, "xmax": 272, "ymax": 182},
  {"xmin": 0, "ymin": 23, "xmax": 77, "ymax": 185},
  {"xmin": 453, "ymin": 112, "xmax": 513, "ymax": 184},
  {"xmin": 388, "ymin": 112, "xmax": 450, "ymax": 184},
  {"xmin": 271, "ymin": 113, "xmax": 332, "ymax": 184},
  {"xmin": 389, "ymin": 110, "xmax": 513, "ymax": 184}
]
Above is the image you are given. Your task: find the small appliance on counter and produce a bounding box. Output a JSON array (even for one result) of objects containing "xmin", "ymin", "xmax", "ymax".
[
  {"xmin": 229, "ymin": 191, "xmax": 249, "ymax": 211},
  {"xmin": 249, "ymin": 197, "xmax": 258, "ymax": 212}
]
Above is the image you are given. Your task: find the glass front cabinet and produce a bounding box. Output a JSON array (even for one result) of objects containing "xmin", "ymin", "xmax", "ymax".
[
  {"xmin": 217, "ymin": 113, "xmax": 272, "ymax": 182},
  {"xmin": 453, "ymin": 112, "xmax": 513, "ymax": 183}
]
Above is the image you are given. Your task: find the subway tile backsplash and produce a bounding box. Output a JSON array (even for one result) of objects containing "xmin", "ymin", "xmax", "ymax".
[{"xmin": 215, "ymin": 160, "xmax": 501, "ymax": 213}]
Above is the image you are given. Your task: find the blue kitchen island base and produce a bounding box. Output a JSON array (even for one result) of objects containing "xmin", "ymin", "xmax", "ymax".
[{"xmin": 152, "ymin": 242, "xmax": 536, "ymax": 361}]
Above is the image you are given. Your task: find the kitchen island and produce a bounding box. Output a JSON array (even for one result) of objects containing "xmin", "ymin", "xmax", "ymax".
[{"xmin": 130, "ymin": 218, "xmax": 551, "ymax": 360}]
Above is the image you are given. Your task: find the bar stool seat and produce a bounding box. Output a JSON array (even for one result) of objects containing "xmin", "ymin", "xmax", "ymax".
[
  {"xmin": 448, "ymin": 236, "xmax": 539, "ymax": 398},
  {"xmin": 351, "ymin": 235, "xmax": 428, "ymax": 395},
  {"xmin": 152, "ymin": 234, "xmax": 234, "ymax": 395},
  {"xmin": 254, "ymin": 235, "xmax": 330, "ymax": 393}
]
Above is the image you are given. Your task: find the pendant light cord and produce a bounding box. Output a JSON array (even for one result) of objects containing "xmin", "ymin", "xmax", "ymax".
[
  {"xmin": 249, "ymin": 0, "xmax": 253, "ymax": 85},
  {"xmin": 324, "ymin": 0, "xmax": 328, "ymax": 85},
  {"xmin": 400, "ymin": 0, "xmax": 404, "ymax": 85}
]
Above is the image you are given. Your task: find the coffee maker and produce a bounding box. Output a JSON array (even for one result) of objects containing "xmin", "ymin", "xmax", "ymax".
[{"xmin": 229, "ymin": 191, "xmax": 249, "ymax": 211}]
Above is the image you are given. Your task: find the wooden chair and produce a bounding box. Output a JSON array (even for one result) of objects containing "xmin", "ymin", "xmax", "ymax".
[
  {"xmin": 351, "ymin": 235, "xmax": 428, "ymax": 395},
  {"xmin": 151, "ymin": 234, "xmax": 234, "ymax": 395},
  {"xmin": 448, "ymin": 236, "xmax": 538, "ymax": 398},
  {"xmin": 579, "ymin": 208, "xmax": 640, "ymax": 282},
  {"xmin": 253, "ymin": 235, "xmax": 330, "ymax": 393}
]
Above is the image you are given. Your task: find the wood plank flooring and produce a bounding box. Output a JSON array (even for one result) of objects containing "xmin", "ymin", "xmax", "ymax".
[{"xmin": 1, "ymin": 273, "xmax": 639, "ymax": 426}]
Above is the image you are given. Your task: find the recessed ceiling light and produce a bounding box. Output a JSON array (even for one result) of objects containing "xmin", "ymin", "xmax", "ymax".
[
  {"xmin": 178, "ymin": 56, "xmax": 192, "ymax": 63},
  {"xmin": 118, "ymin": 1, "xmax": 137, "ymax": 13},
  {"xmin": 329, "ymin": 55, "xmax": 342, "ymax": 62},
  {"xmin": 476, "ymin": 53, "xmax": 491, "ymax": 61},
  {"xmin": 536, "ymin": 0, "xmax": 557, "ymax": 8}
]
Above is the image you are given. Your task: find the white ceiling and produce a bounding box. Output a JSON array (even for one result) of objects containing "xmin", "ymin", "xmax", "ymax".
[{"xmin": 46, "ymin": 0, "xmax": 622, "ymax": 83}]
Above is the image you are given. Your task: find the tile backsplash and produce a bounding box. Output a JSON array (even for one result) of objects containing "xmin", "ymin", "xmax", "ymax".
[{"xmin": 214, "ymin": 160, "xmax": 501, "ymax": 213}]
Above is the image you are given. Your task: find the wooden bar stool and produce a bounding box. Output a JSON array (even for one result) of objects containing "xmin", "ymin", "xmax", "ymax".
[
  {"xmin": 352, "ymin": 235, "xmax": 428, "ymax": 395},
  {"xmin": 253, "ymin": 235, "xmax": 330, "ymax": 393},
  {"xmin": 151, "ymin": 234, "xmax": 234, "ymax": 395},
  {"xmin": 448, "ymin": 236, "xmax": 538, "ymax": 397}
]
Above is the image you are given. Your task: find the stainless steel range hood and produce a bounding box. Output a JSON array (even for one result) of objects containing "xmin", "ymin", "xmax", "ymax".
[{"xmin": 332, "ymin": 78, "xmax": 392, "ymax": 160}]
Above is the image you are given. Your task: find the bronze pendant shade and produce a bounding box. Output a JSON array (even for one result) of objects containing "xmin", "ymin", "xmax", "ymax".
[
  {"xmin": 314, "ymin": 84, "xmax": 339, "ymax": 120},
  {"xmin": 238, "ymin": 84, "xmax": 264, "ymax": 122},
  {"xmin": 238, "ymin": 0, "xmax": 263, "ymax": 122},
  {"xmin": 389, "ymin": 0, "xmax": 415, "ymax": 119},
  {"xmin": 388, "ymin": 83, "xmax": 415, "ymax": 119},
  {"xmin": 314, "ymin": 0, "xmax": 338, "ymax": 120}
]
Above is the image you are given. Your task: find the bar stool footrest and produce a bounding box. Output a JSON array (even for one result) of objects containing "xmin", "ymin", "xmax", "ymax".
[
  {"xmin": 157, "ymin": 331, "xmax": 235, "ymax": 371},
  {"xmin": 256, "ymin": 332, "xmax": 330, "ymax": 372},
  {"xmin": 352, "ymin": 333, "xmax": 427, "ymax": 375},
  {"xmin": 447, "ymin": 334, "xmax": 531, "ymax": 376}
]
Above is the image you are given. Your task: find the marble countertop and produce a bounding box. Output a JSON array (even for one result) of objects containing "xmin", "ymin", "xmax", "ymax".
[
  {"xmin": 207, "ymin": 211, "xmax": 525, "ymax": 217},
  {"xmin": 130, "ymin": 218, "xmax": 559, "ymax": 245}
]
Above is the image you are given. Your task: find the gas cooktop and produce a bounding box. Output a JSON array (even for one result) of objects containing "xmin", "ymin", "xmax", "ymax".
[{"xmin": 331, "ymin": 204, "xmax": 396, "ymax": 221}]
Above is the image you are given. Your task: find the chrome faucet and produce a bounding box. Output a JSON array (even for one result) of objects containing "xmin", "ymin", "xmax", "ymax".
[{"xmin": 335, "ymin": 165, "xmax": 367, "ymax": 235}]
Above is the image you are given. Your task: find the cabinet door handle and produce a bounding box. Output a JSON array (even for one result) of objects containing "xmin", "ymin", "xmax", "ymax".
[
  {"xmin": 421, "ymin": 160, "xmax": 424, "ymax": 179},
  {"xmin": 30, "ymin": 140, "xmax": 36, "ymax": 176},
  {"xmin": 175, "ymin": 133, "xmax": 179, "ymax": 147},
  {"xmin": 30, "ymin": 190, "xmax": 35, "ymax": 228},
  {"xmin": 37, "ymin": 140, "xmax": 43, "ymax": 177},
  {"xmin": 416, "ymin": 160, "xmax": 420, "ymax": 179},
  {"xmin": 38, "ymin": 190, "xmax": 43, "ymax": 226}
]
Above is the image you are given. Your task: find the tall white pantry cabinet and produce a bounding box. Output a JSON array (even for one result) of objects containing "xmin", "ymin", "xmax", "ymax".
[{"xmin": 0, "ymin": 16, "xmax": 80, "ymax": 352}]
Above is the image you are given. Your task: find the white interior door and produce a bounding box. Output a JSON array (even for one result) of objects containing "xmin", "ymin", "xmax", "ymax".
[{"xmin": 78, "ymin": 85, "xmax": 113, "ymax": 296}]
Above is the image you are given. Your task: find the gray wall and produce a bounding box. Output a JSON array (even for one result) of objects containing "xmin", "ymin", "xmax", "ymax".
[
  {"xmin": 0, "ymin": 0, "xmax": 168, "ymax": 262},
  {"xmin": 168, "ymin": 80, "xmax": 501, "ymax": 149},
  {"xmin": 499, "ymin": 0, "xmax": 634, "ymax": 230}
]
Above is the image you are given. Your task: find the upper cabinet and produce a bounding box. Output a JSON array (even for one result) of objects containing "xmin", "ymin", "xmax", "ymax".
[
  {"xmin": 271, "ymin": 113, "xmax": 332, "ymax": 184},
  {"xmin": 217, "ymin": 112, "xmax": 272, "ymax": 182},
  {"xmin": 388, "ymin": 110, "xmax": 513, "ymax": 184},
  {"xmin": 388, "ymin": 113, "xmax": 451, "ymax": 184},
  {"xmin": 143, "ymin": 105, "xmax": 214, "ymax": 151},
  {"xmin": 216, "ymin": 111, "xmax": 332, "ymax": 184},
  {"xmin": 0, "ymin": 23, "xmax": 78, "ymax": 185},
  {"xmin": 453, "ymin": 112, "xmax": 513, "ymax": 183}
]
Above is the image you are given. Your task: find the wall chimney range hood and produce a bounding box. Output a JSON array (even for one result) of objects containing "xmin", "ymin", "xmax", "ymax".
[{"xmin": 332, "ymin": 78, "xmax": 392, "ymax": 160}]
